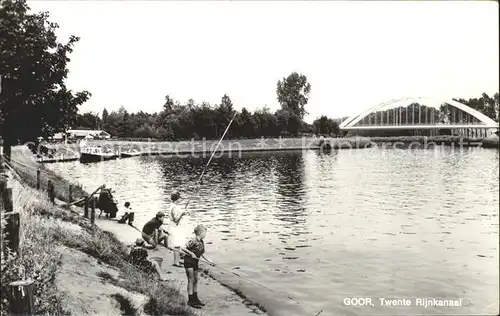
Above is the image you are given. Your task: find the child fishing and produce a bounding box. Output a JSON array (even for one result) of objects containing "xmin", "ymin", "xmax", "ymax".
[
  {"xmin": 169, "ymin": 190, "xmax": 191, "ymax": 267},
  {"xmin": 141, "ymin": 212, "xmax": 168, "ymax": 249},
  {"xmin": 181, "ymin": 224, "xmax": 215, "ymax": 308}
]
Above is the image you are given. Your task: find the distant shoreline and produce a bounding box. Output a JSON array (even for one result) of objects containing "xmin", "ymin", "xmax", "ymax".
[{"xmin": 25, "ymin": 135, "xmax": 493, "ymax": 164}]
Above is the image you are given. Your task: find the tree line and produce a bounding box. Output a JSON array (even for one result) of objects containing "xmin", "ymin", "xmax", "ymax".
[
  {"xmin": 1, "ymin": 0, "xmax": 338, "ymax": 157},
  {"xmin": 1, "ymin": 0, "xmax": 498, "ymax": 158},
  {"xmin": 75, "ymin": 92, "xmax": 498, "ymax": 141},
  {"xmin": 76, "ymin": 93, "xmax": 344, "ymax": 141},
  {"xmin": 453, "ymin": 93, "xmax": 499, "ymax": 122},
  {"xmin": 76, "ymin": 72, "xmax": 343, "ymax": 141}
]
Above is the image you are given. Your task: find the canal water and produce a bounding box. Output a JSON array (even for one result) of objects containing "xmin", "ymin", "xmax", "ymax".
[{"xmin": 46, "ymin": 147, "xmax": 499, "ymax": 316}]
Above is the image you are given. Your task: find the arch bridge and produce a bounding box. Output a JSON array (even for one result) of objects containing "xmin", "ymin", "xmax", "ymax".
[{"xmin": 339, "ymin": 97, "xmax": 498, "ymax": 137}]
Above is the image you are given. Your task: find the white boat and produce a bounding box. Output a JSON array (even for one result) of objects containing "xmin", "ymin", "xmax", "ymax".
[
  {"xmin": 80, "ymin": 146, "xmax": 118, "ymax": 163},
  {"xmin": 120, "ymin": 149, "xmax": 142, "ymax": 158}
]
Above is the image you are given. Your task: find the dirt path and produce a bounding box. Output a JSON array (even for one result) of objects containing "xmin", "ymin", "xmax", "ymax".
[{"xmin": 55, "ymin": 245, "xmax": 149, "ymax": 315}]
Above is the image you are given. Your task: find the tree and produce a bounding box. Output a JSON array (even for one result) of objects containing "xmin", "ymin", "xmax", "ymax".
[
  {"xmin": 313, "ymin": 115, "xmax": 340, "ymax": 136},
  {"xmin": 102, "ymin": 108, "xmax": 109, "ymax": 124},
  {"xmin": 276, "ymin": 72, "xmax": 311, "ymax": 136},
  {"xmin": 117, "ymin": 106, "xmax": 132, "ymax": 137},
  {"xmin": 133, "ymin": 124, "xmax": 157, "ymax": 139},
  {"xmin": 186, "ymin": 98, "xmax": 196, "ymax": 110},
  {"xmin": 239, "ymin": 107, "xmax": 256, "ymax": 138},
  {"xmin": 76, "ymin": 112, "xmax": 100, "ymax": 130},
  {"xmin": 453, "ymin": 93, "xmax": 500, "ymax": 122},
  {"xmin": 481, "ymin": 93, "xmax": 497, "ymax": 121},
  {"xmin": 275, "ymin": 109, "xmax": 290, "ymax": 136},
  {"xmin": 192, "ymin": 101, "xmax": 216, "ymax": 139},
  {"xmin": 494, "ymin": 93, "xmax": 499, "ymax": 122},
  {"xmin": 0, "ymin": 0, "xmax": 90, "ymax": 159},
  {"xmin": 217, "ymin": 94, "xmax": 235, "ymax": 138}
]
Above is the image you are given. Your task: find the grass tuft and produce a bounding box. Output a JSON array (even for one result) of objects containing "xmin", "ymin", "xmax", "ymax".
[
  {"xmin": 110, "ymin": 293, "xmax": 138, "ymax": 316},
  {"xmin": 96, "ymin": 271, "xmax": 115, "ymax": 282}
]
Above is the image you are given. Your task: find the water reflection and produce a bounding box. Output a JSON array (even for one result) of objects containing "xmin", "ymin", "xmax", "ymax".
[
  {"xmin": 274, "ymin": 152, "xmax": 307, "ymax": 226},
  {"xmin": 45, "ymin": 148, "xmax": 499, "ymax": 316}
]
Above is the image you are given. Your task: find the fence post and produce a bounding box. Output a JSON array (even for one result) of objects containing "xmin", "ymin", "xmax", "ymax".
[
  {"xmin": 68, "ymin": 185, "xmax": 72, "ymax": 202},
  {"xmin": 0, "ymin": 148, "xmax": 4, "ymax": 177},
  {"xmin": 47, "ymin": 180, "xmax": 55, "ymax": 205},
  {"xmin": 9, "ymin": 279, "xmax": 34, "ymax": 315},
  {"xmin": 84, "ymin": 197, "xmax": 89, "ymax": 218},
  {"xmin": 4, "ymin": 212, "xmax": 20, "ymax": 254},
  {"xmin": 36, "ymin": 169, "xmax": 41, "ymax": 190},
  {"xmin": 2, "ymin": 187, "xmax": 13, "ymax": 213},
  {"xmin": 90, "ymin": 198, "xmax": 95, "ymax": 224},
  {"xmin": 0, "ymin": 180, "xmax": 6, "ymax": 203}
]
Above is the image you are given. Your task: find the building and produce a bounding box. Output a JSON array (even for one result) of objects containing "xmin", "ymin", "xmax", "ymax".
[
  {"xmin": 339, "ymin": 97, "xmax": 498, "ymax": 137},
  {"xmin": 51, "ymin": 133, "xmax": 65, "ymax": 141},
  {"xmin": 66, "ymin": 129, "xmax": 111, "ymax": 140}
]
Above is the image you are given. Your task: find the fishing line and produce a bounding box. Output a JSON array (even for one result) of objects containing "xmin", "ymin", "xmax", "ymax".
[
  {"xmin": 184, "ymin": 112, "xmax": 237, "ymax": 210},
  {"xmin": 195, "ymin": 256, "xmax": 323, "ymax": 316},
  {"xmin": 7, "ymin": 134, "xmax": 325, "ymax": 313}
]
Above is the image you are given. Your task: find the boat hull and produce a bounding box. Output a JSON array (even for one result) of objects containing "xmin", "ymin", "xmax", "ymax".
[
  {"xmin": 80, "ymin": 152, "xmax": 118, "ymax": 163},
  {"xmin": 120, "ymin": 152, "xmax": 142, "ymax": 158},
  {"xmin": 482, "ymin": 133, "xmax": 499, "ymax": 149},
  {"xmin": 482, "ymin": 139, "xmax": 499, "ymax": 148}
]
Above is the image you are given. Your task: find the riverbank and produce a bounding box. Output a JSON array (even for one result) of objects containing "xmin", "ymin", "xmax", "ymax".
[
  {"xmin": 368, "ymin": 135, "xmax": 484, "ymax": 145},
  {"xmin": 4, "ymin": 149, "xmax": 285, "ymax": 315},
  {"xmin": 27, "ymin": 135, "xmax": 498, "ymax": 164},
  {"xmin": 32, "ymin": 137, "xmax": 371, "ymax": 163},
  {"xmin": 2, "ymin": 172, "xmax": 223, "ymax": 315},
  {"xmin": 97, "ymin": 220, "xmax": 307, "ymax": 316}
]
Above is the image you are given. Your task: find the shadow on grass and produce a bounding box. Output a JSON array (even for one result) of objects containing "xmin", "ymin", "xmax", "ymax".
[{"xmin": 110, "ymin": 293, "xmax": 138, "ymax": 316}]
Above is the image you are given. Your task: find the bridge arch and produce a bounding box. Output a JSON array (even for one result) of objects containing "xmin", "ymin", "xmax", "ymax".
[{"xmin": 339, "ymin": 97, "xmax": 498, "ymax": 136}]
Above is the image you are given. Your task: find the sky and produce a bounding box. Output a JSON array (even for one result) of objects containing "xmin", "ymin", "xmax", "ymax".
[{"xmin": 27, "ymin": 0, "xmax": 499, "ymax": 123}]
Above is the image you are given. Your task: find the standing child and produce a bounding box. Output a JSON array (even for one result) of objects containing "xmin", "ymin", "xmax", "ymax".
[
  {"xmin": 181, "ymin": 224, "xmax": 215, "ymax": 309},
  {"xmin": 169, "ymin": 191, "xmax": 191, "ymax": 267}
]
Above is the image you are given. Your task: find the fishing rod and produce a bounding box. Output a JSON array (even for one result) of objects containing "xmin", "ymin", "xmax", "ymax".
[
  {"xmin": 111, "ymin": 217, "xmax": 323, "ymax": 315},
  {"xmin": 184, "ymin": 112, "xmax": 237, "ymax": 210},
  {"xmin": 176, "ymin": 115, "xmax": 324, "ymax": 315}
]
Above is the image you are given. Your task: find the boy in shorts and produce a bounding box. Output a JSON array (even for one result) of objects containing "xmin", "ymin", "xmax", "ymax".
[{"xmin": 181, "ymin": 224, "xmax": 215, "ymax": 308}]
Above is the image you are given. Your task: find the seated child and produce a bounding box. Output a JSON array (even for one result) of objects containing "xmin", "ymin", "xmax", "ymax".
[{"xmin": 128, "ymin": 238, "xmax": 169, "ymax": 280}]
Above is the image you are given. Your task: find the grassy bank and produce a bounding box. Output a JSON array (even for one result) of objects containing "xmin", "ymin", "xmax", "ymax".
[
  {"xmin": 0, "ymin": 170, "xmax": 206, "ymax": 315},
  {"xmin": 10, "ymin": 146, "xmax": 88, "ymax": 202},
  {"xmin": 6, "ymin": 147, "xmax": 270, "ymax": 316}
]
